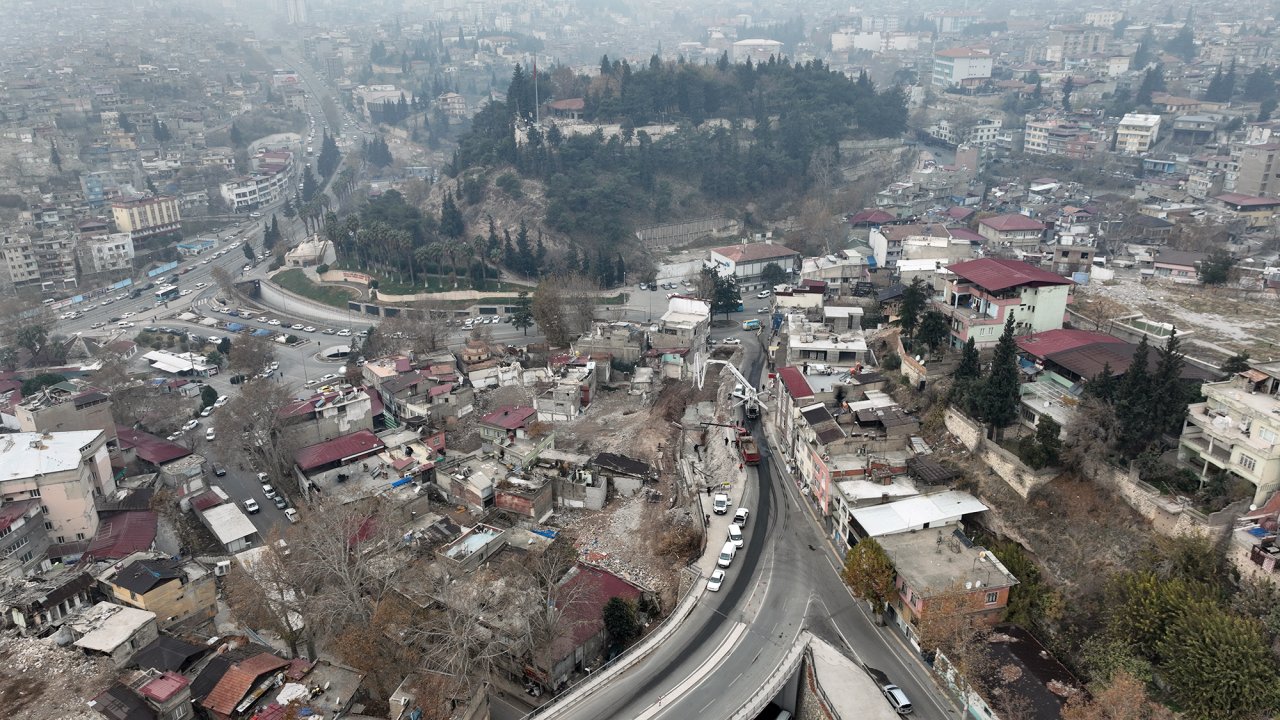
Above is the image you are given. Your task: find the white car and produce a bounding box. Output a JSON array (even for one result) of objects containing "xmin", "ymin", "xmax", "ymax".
[
  {"xmin": 728, "ymin": 523, "xmax": 744, "ymax": 548},
  {"xmin": 257, "ymin": 316, "xmax": 269, "ymax": 323},
  {"xmin": 201, "ymin": 259, "xmax": 211, "ymax": 265},
  {"xmin": 291, "ymin": 323, "xmax": 305, "ymax": 331},
  {"xmin": 117, "ymin": 321, "xmax": 134, "ymax": 328},
  {"xmin": 182, "ymin": 419, "xmax": 200, "ymax": 431},
  {"xmin": 268, "ymin": 319, "xmax": 282, "ymax": 326},
  {"xmin": 318, "ymin": 373, "xmax": 339, "ymax": 383},
  {"xmin": 214, "ymin": 396, "xmax": 229, "ymax": 407},
  {"xmin": 756, "ymin": 290, "xmax": 772, "ymax": 299},
  {"xmin": 336, "ymin": 329, "xmax": 351, "ymax": 336},
  {"xmin": 303, "ymin": 326, "xmax": 316, "ymax": 333},
  {"xmin": 713, "ymin": 493, "xmax": 730, "ymax": 514},
  {"xmin": 707, "ymin": 569, "xmax": 726, "ymax": 592},
  {"xmin": 205, "ymin": 428, "xmax": 216, "ymax": 441},
  {"xmin": 722, "ymin": 337, "xmax": 741, "ymax": 345},
  {"xmin": 180, "ymin": 289, "xmax": 193, "ymax": 296},
  {"xmin": 195, "ymin": 282, "xmax": 207, "ymax": 289},
  {"xmin": 120, "ymin": 311, "xmax": 136, "ymax": 318},
  {"xmin": 244, "ymin": 498, "xmax": 260, "ymax": 514},
  {"xmin": 230, "ymin": 241, "xmax": 241, "ymax": 248},
  {"xmin": 200, "ymin": 406, "xmax": 214, "ymax": 417}
]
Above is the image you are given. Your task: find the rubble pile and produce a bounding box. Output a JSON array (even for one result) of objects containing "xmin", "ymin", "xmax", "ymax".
[{"xmin": 0, "ymin": 634, "xmax": 113, "ymax": 720}]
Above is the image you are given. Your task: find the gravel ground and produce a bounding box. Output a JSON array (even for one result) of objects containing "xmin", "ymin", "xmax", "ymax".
[{"xmin": 1077, "ymin": 278, "xmax": 1280, "ymax": 350}]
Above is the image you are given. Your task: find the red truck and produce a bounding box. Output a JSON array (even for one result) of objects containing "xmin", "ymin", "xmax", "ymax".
[{"xmin": 735, "ymin": 426, "xmax": 761, "ymax": 465}]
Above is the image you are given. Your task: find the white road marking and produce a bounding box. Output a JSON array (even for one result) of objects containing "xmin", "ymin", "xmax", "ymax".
[{"xmin": 636, "ymin": 621, "xmax": 748, "ymax": 720}]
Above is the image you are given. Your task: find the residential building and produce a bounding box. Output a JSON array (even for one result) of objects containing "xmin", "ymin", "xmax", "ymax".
[
  {"xmin": 1044, "ymin": 25, "xmax": 1108, "ymax": 63},
  {"xmin": 31, "ymin": 231, "xmax": 78, "ymax": 289},
  {"xmin": 1051, "ymin": 246, "xmax": 1094, "ymax": 277},
  {"xmin": 868, "ymin": 223, "xmax": 958, "ymax": 268},
  {"xmin": 1084, "ymin": 10, "xmax": 1123, "ymax": 26},
  {"xmin": 16, "ymin": 386, "xmax": 118, "ymax": 449},
  {"xmin": 199, "ymin": 652, "xmax": 291, "ymax": 718},
  {"xmin": 0, "ymin": 567, "xmax": 96, "ymax": 634},
  {"xmin": 782, "ymin": 313, "xmax": 869, "ymax": 368},
  {"xmin": 932, "ymin": 48, "xmax": 993, "ymax": 89},
  {"xmin": 478, "ymin": 405, "xmax": 538, "ymax": 443},
  {"xmin": 924, "ymin": 116, "xmax": 1002, "ymax": 147},
  {"xmin": 90, "ymin": 670, "xmax": 196, "ymax": 720},
  {"xmin": 0, "ymin": 232, "xmax": 40, "ymax": 291},
  {"xmin": 279, "ymin": 385, "xmax": 374, "ymax": 446},
  {"xmin": 1213, "ymin": 192, "xmax": 1280, "ymax": 228},
  {"xmin": 1023, "ymin": 118, "xmax": 1104, "ymax": 159},
  {"xmin": 1171, "ymin": 115, "xmax": 1218, "ymax": 146},
  {"xmin": 708, "ymin": 241, "xmax": 801, "ymax": 291},
  {"xmin": 219, "ymin": 169, "xmax": 291, "ymax": 212},
  {"xmin": 353, "ymin": 85, "xmax": 416, "ymax": 123},
  {"xmin": 0, "ymin": 500, "xmax": 52, "ymax": 574},
  {"xmin": 1153, "ymin": 250, "xmax": 1207, "ymax": 282},
  {"xmin": 877, "ymin": 528, "xmax": 1018, "ymax": 643},
  {"xmin": 977, "ymin": 214, "xmax": 1046, "ymax": 249},
  {"xmin": 0, "ymin": 431, "xmax": 115, "ymax": 544},
  {"xmin": 96, "ymin": 553, "xmax": 217, "ymax": 630},
  {"xmin": 1116, "ymin": 114, "xmax": 1162, "ymax": 155},
  {"xmin": 110, "ymin": 195, "xmax": 181, "ymax": 242},
  {"xmin": 80, "ymin": 232, "xmax": 135, "ymax": 274},
  {"xmin": 436, "ymin": 92, "xmax": 467, "ymax": 119},
  {"xmin": 1179, "ymin": 362, "xmax": 1280, "ymax": 505},
  {"xmin": 934, "ymin": 258, "xmax": 1073, "ymax": 348},
  {"xmin": 529, "ymin": 563, "xmax": 646, "ymax": 689},
  {"xmin": 68, "ymin": 602, "xmax": 160, "ymax": 666},
  {"xmin": 192, "ymin": 492, "xmax": 258, "ymax": 553},
  {"xmin": 731, "ymin": 39, "xmax": 784, "ymax": 63},
  {"xmin": 655, "ymin": 296, "xmax": 711, "ymax": 349}
]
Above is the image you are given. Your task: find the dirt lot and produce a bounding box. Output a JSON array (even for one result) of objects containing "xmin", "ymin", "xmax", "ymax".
[
  {"xmin": 0, "ymin": 635, "xmax": 113, "ymax": 720},
  {"xmin": 1076, "ymin": 278, "xmax": 1280, "ymax": 358}
]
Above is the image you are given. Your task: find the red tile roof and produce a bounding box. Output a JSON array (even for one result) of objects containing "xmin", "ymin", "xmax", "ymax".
[
  {"xmin": 776, "ymin": 366, "xmax": 815, "ymax": 400},
  {"xmin": 363, "ymin": 386, "xmax": 383, "ymax": 416},
  {"xmin": 710, "ymin": 242, "xmax": 799, "ymax": 263},
  {"xmin": 479, "ymin": 405, "xmax": 537, "ymax": 430},
  {"xmin": 947, "ymin": 258, "xmax": 1074, "ymax": 292},
  {"xmin": 115, "ymin": 425, "xmax": 191, "ymax": 465},
  {"xmin": 294, "ymin": 429, "xmax": 385, "ymax": 472},
  {"xmin": 201, "ymin": 654, "xmax": 289, "ymax": 716},
  {"xmin": 1016, "ymin": 329, "xmax": 1124, "ymax": 360},
  {"xmin": 979, "ymin": 214, "xmax": 1046, "ymax": 232},
  {"xmin": 84, "ymin": 511, "xmax": 157, "ymax": 561},
  {"xmin": 553, "ymin": 564, "xmax": 645, "ymax": 661},
  {"xmin": 849, "ymin": 209, "xmax": 897, "ymax": 225}
]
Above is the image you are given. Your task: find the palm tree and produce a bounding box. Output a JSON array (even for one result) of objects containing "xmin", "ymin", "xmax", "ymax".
[{"xmin": 417, "ymin": 242, "xmax": 444, "ymax": 285}]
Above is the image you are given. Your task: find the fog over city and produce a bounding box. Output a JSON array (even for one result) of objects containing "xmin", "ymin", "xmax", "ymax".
[{"xmin": 0, "ymin": 1, "xmax": 1278, "ymax": 720}]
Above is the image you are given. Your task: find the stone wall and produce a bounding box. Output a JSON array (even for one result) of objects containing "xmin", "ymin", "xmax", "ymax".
[
  {"xmin": 1090, "ymin": 462, "xmax": 1245, "ymax": 539},
  {"xmin": 943, "ymin": 408, "xmax": 1057, "ymax": 499}
]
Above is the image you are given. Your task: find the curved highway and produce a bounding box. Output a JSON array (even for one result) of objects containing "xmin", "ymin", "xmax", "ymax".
[{"xmin": 537, "ymin": 344, "xmax": 954, "ymax": 720}]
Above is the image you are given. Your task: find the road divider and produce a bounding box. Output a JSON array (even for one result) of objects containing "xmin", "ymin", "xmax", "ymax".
[{"xmin": 637, "ymin": 621, "xmax": 748, "ymax": 720}]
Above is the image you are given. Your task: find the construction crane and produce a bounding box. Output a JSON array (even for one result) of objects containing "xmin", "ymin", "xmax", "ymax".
[{"xmin": 698, "ymin": 358, "xmax": 769, "ymax": 419}]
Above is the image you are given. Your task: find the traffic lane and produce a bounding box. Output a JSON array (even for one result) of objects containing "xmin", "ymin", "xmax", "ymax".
[{"xmin": 210, "ymin": 449, "xmax": 290, "ymax": 538}]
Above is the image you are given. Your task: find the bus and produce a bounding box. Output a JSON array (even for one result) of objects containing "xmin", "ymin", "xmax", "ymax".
[{"xmin": 155, "ymin": 285, "xmax": 180, "ymax": 303}]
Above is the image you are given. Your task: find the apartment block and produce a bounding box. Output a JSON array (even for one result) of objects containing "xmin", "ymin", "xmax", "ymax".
[
  {"xmin": 934, "ymin": 258, "xmax": 1073, "ymax": 348},
  {"xmin": 1044, "ymin": 25, "xmax": 1108, "ymax": 63},
  {"xmin": 1179, "ymin": 362, "xmax": 1280, "ymax": 505},
  {"xmin": 1023, "ymin": 118, "xmax": 1104, "ymax": 159},
  {"xmin": 932, "ymin": 48, "xmax": 993, "ymax": 88},
  {"xmin": 1234, "ymin": 143, "xmax": 1280, "ymax": 198},
  {"xmin": 1116, "ymin": 114, "xmax": 1162, "ymax": 155},
  {"xmin": 80, "ymin": 232, "xmax": 135, "ymax": 274},
  {"xmin": 111, "ymin": 195, "xmax": 181, "ymax": 242},
  {"xmin": 0, "ymin": 431, "xmax": 116, "ymax": 544}
]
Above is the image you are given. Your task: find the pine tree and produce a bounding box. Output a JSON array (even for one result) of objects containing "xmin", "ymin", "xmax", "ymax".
[
  {"xmin": 440, "ymin": 193, "xmax": 465, "ymax": 238},
  {"xmin": 534, "ymin": 235, "xmax": 546, "ymax": 275},
  {"xmin": 615, "ymin": 253, "xmax": 626, "ymax": 284},
  {"xmin": 515, "ymin": 221, "xmax": 533, "ymax": 275},
  {"xmin": 1061, "ymin": 76, "xmax": 1074, "ymax": 111},
  {"xmin": 229, "ymin": 122, "xmax": 243, "ymax": 146},
  {"xmin": 502, "ymin": 229, "xmax": 514, "ymax": 269},
  {"xmin": 1115, "ymin": 335, "xmax": 1153, "ymax": 457},
  {"xmin": 1085, "ymin": 362, "xmax": 1120, "ymax": 403},
  {"xmin": 980, "ymin": 313, "xmax": 1021, "ymax": 438},
  {"xmin": 1148, "ymin": 332, "xmax": 1189, "ymax": 440}
]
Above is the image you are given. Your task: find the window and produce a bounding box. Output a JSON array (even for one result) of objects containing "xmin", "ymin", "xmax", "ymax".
[
  {"xmin": 56, "ymin": 536, "xmax": 65, "ymax": 544},
  {"xmin": 1261, "ymin": 427, "xmax": 1278, "ymax": 444},
  {"xmin": 75, "ymin": 533, "xmax": 85, "ymax": 541},
  {"xmin": 27, "ymin": 489, "xmax": 40, "ymax": 498},
  {"xmin": 986, "ymin": 591, "xmax": 999, "ymax": 604},
  {"xmin": 1239, "ymin": 454, "xmax": 1258, "ymax": 472},
  {"xmin": 43, "ymin": 522, "xmax": 52, "ymax": 530}
]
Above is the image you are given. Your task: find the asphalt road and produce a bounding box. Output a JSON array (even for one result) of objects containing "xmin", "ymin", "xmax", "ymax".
[{"xmin": 539, "ymin": 342, "xmax": 955, "ymax": 720}]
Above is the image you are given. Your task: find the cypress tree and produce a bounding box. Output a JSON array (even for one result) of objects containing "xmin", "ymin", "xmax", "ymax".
[{"xmin": 980, "ymin": 313, "xmax": 1022, "ymax": 438}]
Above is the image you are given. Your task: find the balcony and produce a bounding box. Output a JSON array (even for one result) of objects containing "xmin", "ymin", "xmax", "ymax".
[
  {"xmin": 1180, "ymin": 430, "xmax": 1232, "ymax": 466},
  {"xmin": 933, "ymin": 301, "xmax": 1003, "ymax": 328}
]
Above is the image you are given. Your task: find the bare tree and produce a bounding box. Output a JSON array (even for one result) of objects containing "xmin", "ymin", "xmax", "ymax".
[
  {"xmin": 211, "ymin": 265, "xmax": 234, "ymax": 295},
  {"xmin": 915, "ymin": 584, "xmax": 993, "ymax": 683},
  {"xmin": 223, "ymin": 533, "xmax": 312, "ymax": 657},
  {"xmin": 212, "ymin": 378, "xmax": 302, "ymax": 490},
  {"xmin": 227, "ymin": 333, "xmax": 277, "ymax": 375},
  {"xmin": 370, "ymin": 300, "xmax": 450, "ymax": 357},
  {"xmin": 532, "ymin": 279, "xmax": 569, "ymax": 345}
]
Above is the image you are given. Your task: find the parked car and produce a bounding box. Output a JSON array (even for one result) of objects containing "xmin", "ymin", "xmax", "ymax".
[
  {"xmin": 205, "ymin": 428, "xmax": 216, "ymax": 441},
  {"xmin": 182, "ymin": 419, "xmax": 199, "ymax": 431},
  {"xmin": 734, "ymin": 507, "xmax": 750, "ymax": 526},
  {"xmin": 244, "ymin": 499, "xmax": 260, "ymax": 514},
  {"xmin": 722, "ymin": 337, "xmax": 741, "ymax": 345},
  {"xmin": 213, "ymin": 466, "xmax": 226, "ymax": 477},
  {"xmin": 707, "ymin": 569, "xmax": 726, "ymax": 592},
  {"xmin": 273, "ymin": 495, "xmax": 288, "ymax": 510},
  {"xmin": 756, "ymin": 290, "xmax": 772, "ymax": 298},
  {"xmin": 713, "ymin": 493, "xmax": 730, "ymax": 514},
  {"xmin": 284, "ymin": 508, "xmax": 299, "ymax": 523},
  {"xmin": 262, "ymin": 483, "xmax": 277, "ymax": 499},
  {"xmin": 728, "ymin": 523, "xmax": 744, "ymax": 548}
]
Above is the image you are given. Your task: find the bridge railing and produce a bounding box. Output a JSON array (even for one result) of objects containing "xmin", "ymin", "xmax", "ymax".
[{"xmin": 728, "ymin": 631, "xmax": 812, "ymax": 720}]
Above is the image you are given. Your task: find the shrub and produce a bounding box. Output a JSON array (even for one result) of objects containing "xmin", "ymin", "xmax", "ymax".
[{"xmin": 316, "ymin": 263, "xmax": 330, "ymax": 274}]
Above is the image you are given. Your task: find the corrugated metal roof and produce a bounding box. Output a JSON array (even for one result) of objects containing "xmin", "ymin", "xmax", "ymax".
[
  {"xmin": 294, "ymin": 429, "xmax": 385, "ymax": 472},
  {"xmin": 947, "ymin": 258, "xmax": 1073, "ymax": 292}
]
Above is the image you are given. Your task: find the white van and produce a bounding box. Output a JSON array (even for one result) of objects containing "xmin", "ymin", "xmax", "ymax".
[
  {"xmin": 717, "ymin": 541, "xmax": 736, "ymax": 568},
  {"xmin": 728, "ymin": 523, "xmax": 744, "ymax": 548}
]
